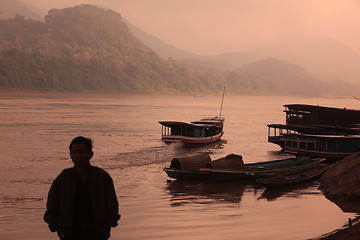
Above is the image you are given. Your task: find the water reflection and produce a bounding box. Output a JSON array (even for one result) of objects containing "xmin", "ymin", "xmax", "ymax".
[
  {"xmin": 166, "ymin": 180, "xmax": 257, "ymax": 207},
  {"xmin": 258, "ymin": 181, "xmax": 322, "ymax": 201},
  {"xmin": 322, "ymin": 195, "xmax": 360, "ymax": 214},
  {"xmin": 165, "ymin": 179, "xmax": 327, "ymax": 207}
]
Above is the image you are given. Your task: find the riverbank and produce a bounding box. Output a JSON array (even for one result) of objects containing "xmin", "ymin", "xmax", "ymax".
[
  {"xmin": 317, "ymin": 152, "xmax": 360, "ymax": 239},
  {"xmin": 317, "ymin": 219, "xmax": 360, "ymax": 239}
]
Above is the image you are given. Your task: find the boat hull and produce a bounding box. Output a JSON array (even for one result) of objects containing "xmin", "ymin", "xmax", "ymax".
[
  {"xmin": 209, "ymin": 157, "xmax": 326, "ymax": 181},
  {"xmin": 161, "ymin": 132, "xmax": 223, "ymax": 144},
  {"xmin": 256, "ymin": 163, "xmax": 328, "ymax": 188},
  {"xmin": 164, "ymin": 156, "xmax": 327, "ymax": 181},
  {"xmin": 164, "ymin": 168, "xmax": 211, "ymax": 180}
]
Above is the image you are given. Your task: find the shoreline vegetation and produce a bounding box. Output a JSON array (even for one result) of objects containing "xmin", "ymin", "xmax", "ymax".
[{"xmin": 0, "ymin": 90, "xmax": 358, "ymax": 100}]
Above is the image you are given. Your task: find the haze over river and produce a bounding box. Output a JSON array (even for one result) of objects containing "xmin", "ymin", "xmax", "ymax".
[{"xmin": 0, "ymin": 93, "xmax": 358, "ymax": 240}]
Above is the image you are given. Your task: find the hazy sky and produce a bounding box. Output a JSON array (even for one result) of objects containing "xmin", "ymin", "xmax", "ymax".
[{"xmin": 22, "ymin": 0, "xmax": 360, "ymax": 55}]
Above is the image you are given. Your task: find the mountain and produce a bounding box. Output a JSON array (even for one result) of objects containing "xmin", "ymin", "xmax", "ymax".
[
  {"xmin": 0, "ymin": 5, "xmax": 227, "ymax": 93},
  {"xmin": 224, "ymin": 36, "xmax": 360, "ymax": 84},
  {"xmin": 126, "ymin": 19, "xmax": 201, "ymax": 60},
  {"xmin": 0, "ymin": 0, "xmax": 42, "ymax": 20},
  {"xmin": 0, "ymin": 4, "xmax": 357, "ymax": 96},
  {"xmin": 128, "ymin": 21, "xmax": 360, "ymax": 84},
  {"xmin": 227, "ymin": 58, "xmax": 323, "ymax": 96}
]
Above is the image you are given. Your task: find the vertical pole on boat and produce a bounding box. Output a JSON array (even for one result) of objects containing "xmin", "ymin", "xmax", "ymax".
[{"xmin": 219, "ymin": 86, "xmax": 225, "ymax": 118}]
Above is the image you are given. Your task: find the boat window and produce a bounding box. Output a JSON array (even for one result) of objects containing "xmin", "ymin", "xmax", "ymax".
[
  {"xmin": 171, "ymin": 126, "xmax": 182, "ymax": 135},
  {"xmin": 299, "ymin": 142, "xmax": 306, "ymax": 149}
]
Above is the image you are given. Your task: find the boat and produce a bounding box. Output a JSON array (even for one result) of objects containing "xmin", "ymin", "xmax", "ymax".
[
  {"xmin": 159, "ymin": 87, "xmax": 226, "ymax": 145},
  {"xmin": 163, "ymin": 153, "xmax": 327, "ymax": 181},
  {"xmin": 256, "ymin": 163, "xmax": 328, "ymax": 188},
  {"xmin": 159, "ymin": 116, "xmax": 225, "ymax": 145},
  {"xmin": 267, "ymin": 104, "xmax": 360, "ymax": 160},
  {"xmin": 268, "ymin": 124, "xmax": 360, "ymax": 148},
  {"xmin": 208, "ymin": 155, "xmax": 327, "ymax": 181},
  {"xmin": 280, "ymin": 133, "xmax": 360, "ymax": 160}
]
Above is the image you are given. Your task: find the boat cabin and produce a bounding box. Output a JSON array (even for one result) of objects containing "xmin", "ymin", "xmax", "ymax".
[
  {"xmin": 284, "ymin": 104, "xmax": 360, "ymax": 126},
  {"xmin": 282, "ymin": 133, "xmax": 360, "ymax": 159},
  {"xmin": 159, "ymin": 117, "xmax": 224, "ymax": 144}
]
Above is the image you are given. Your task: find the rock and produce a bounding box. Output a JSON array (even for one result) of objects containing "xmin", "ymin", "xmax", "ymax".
[{"xmin": 319, "ymin": 151, "xmax": 360, "ymax": 213}]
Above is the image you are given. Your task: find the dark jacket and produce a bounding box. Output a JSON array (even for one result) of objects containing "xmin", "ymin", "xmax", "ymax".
[{"xmin": 44, "ymin": 166, "xmax": 120, "ymax": 237}]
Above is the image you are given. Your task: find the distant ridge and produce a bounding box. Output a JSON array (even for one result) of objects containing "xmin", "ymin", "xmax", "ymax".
[
  {"xmin": 125, "ymin": 19, "xmax": 199, "ymax": 60},
  {"xmin": 0, "ymin": 0, "xmax": 42, "ymax": 20},
  {"xmin": 128, "ymin": 19, "xmax": 360, "ymax": 84}
]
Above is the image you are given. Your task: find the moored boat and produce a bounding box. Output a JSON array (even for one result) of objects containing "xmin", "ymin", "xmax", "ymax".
[
  {"xmin": 256, "ymin": 163, "xmax": 329, "ymax": 188},
  {"xmin": 267, "ymin": 104, "xmax": 360, "ymax": 160},
  {"xmin": 164, "ymin": 153, "xmax": 327, "ymax": 181},
  {"xmin": 208, "ymin": 156, "xmax": 326, "ymax": 181},
  {"xmin": 280, "ymin": 133, "xmax": 360, "ymax": 160}
]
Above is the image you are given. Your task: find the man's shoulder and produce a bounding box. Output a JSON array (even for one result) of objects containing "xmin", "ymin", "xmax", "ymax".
[
  {"xmin": 91, "ymin": 166, "xmax": 111, "ymax": 178},
  {"xmin": 55, "ymin": 167, "xmax": 74, "ymax": 179}
]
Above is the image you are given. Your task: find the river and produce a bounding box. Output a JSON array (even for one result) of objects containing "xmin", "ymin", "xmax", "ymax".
[{"xmin": 0, "ymin": 93, "xmax": 357, "ymax": 240}]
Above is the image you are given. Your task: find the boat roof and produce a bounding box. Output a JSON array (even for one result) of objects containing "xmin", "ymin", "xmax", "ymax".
[
  {"xmin": 158, "ymin": 121, "xmax": 218, "ymax": 128},
  {"xmin": 268, "ymin": 123, "xmax": 360, "ymax": 132},
  {"xmin": 284, "ymin": 104, "xmax": 360, "ymax": 113},
  {"xmin": 199, "ymin": 117, "xmax": 225, "ymax": 121},
  {"xmin": 159, "ymin": 117, "xmax": 224, "ymax": 128},
  {"xmin": 267, "ymin": 124, "xmax": 318, "ymax": 130},
  {"xmin": 192, "ymin": 120, "xmax": 223, "ymax": 124},
  {"xmin": 283, "ymin": 132, "xmax": 360, "ymax": 139}
]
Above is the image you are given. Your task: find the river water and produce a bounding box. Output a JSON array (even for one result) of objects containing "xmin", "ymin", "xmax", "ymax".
[{"xmin": 0, "ymin": 93, "xmax": 357, "ymax": 240}]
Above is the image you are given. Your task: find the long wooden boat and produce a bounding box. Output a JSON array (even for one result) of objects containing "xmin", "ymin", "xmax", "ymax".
[
  {"xmin": 267, "ymin": 104, "xmax": 360, "ymax": 160},
  {"xmin": 280, "ymin": 133, "xmax": 360, "ymax": 160},
  {"xmin": 159, "ymin": 116, "xmax": 224, "ymax": 145},
  {"xmin": 208, "ymin": 156, "xmax": 326, "ymax": 181},
  {"xmin": 268, "ymin": 124, "xmax": 360, "ymax": 148},
  {"xmin": 256, "ymin": 163, "xmax": 328, "ymax": 188},
  {"xmin": 163, "ymin": 154, "xmax": 326, "ymax": 181}
]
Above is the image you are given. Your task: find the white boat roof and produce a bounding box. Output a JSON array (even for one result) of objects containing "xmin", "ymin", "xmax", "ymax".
[
  {"xmin": 158, "ymin": 121, "xmax": 219, "ymax": 128},
  {"xmin": 159, "ymin": 117, "xmax": 224, "ymax": 128}
]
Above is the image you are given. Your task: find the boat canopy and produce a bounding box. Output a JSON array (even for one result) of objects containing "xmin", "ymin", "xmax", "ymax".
[
  {"xmin": 284, "ymin": 104, "xmax": 360, "ymax": 126},
  {"xmin": 158, "ymin": 121, "xmax": 219, "ymax": 128}
]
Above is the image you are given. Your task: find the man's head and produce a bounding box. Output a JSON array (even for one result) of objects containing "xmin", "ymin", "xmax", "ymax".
[{"xmin": 69, "ymin": 136, "xmax": 93, "ymax": 168}]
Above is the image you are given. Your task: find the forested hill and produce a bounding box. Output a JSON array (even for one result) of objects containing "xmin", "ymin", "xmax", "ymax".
[
  {"xmin": 0, "ymin": 5, "xmax": 225, "ymax": 93},
  {"xmin": 0, "ymin": 4, "xmax": 356, "ymax": 96}
]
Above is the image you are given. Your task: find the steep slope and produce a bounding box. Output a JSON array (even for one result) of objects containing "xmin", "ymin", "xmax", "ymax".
[
  {"xmin": 0, "ymin": 5, "xmax": 225, "ymax": 93},
  {"xmin": 126, "ymin": 19, "xmax": 200, "ymax": 60}
]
